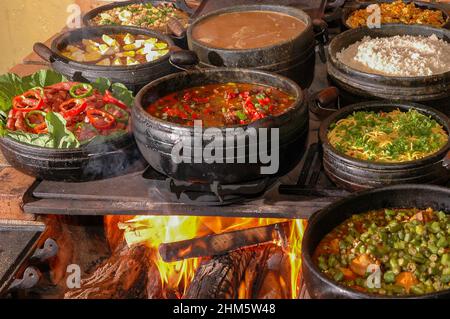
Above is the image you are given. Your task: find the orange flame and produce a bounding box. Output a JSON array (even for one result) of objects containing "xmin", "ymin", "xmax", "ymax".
[{"xmin": 120, "ymin": 216, "xmax": 307, "ymax": 298}]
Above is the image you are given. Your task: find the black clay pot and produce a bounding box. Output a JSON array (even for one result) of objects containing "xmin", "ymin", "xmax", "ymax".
[
  {"xmin": 82, "ymin": 0, "xmax": 194, "ymax": 48},
  {"xmin": 327, "ymin": 25, "xmax": 450, "ymax": 115},
  {"xmin": 0, "ymin": 133, "xmax": 145, "ymax": 182},
  {"xmin": 177, "ymin": 5, "xmax": 320, "ymax": 89},
  {"xmin": 302, "ymin": 184, "xmax": 450, "ymax": 299},
  {"xmin": 33, "ymin": 26, "xmax": 177, "ymax": 93},
  {"xmin": 132, "ymin": 68, "xmax": 309, "ymax": 184},
  {"xmin": 319, "ymin": 101, "xmax": 450, "ymax": 191},
  {"xmin": 341, "ymin": 0, "xmax": 450, "ymax": 30}
]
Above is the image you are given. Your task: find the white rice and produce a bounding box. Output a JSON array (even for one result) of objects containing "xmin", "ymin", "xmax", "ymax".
[{"xmin": 337, "ymin": 34, "xmax": 450, "ymax": 77}]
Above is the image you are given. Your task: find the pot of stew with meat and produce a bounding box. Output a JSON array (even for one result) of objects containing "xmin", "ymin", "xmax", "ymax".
[
  {"xmin": 132, "ymin": 68, "xmax": 309, "ymax": 184},
  {"xmin": 302, "ymin": 184, "xmax": 450, "ymax": 299}
]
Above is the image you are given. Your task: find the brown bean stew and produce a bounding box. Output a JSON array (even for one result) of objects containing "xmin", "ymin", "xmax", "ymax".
[
  {"xmin": 314, "ymin": 208, "xmax": 450, "ymax": 296},
  {"xmin": 146, "ymin": 83, "xmax": 295, "ymax": 127},
  {"xmin": 192, "ymin": 11, "xmax": 306, "ymax": 50}
]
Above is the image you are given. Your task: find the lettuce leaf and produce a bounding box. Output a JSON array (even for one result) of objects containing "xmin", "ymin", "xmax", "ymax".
[
  {"xmin": 45, "ymin": 112, "xmax": 80, "ymax": 148},
  {"xmin": 111, "ymin": 83, "xmax": 134, "ymax": 108},
  {"xmin": 0, "ymin": 70, "xmax": 133, "ymax": 149}
]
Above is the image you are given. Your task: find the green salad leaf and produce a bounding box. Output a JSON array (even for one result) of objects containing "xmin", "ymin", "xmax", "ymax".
[
  {"xmin": 111, "ymin": 83, "xmax": 134, "ymax": 108},
  {"xmin": 91, "ymin": 77, "xmax": 111, "ymax": 94},
  {"xmin": 0, "ymin": 70, "xmax": 133, "ymax": 149},
  {"xmin": 45, "ymin": 112, "xmax": 80, "ymax": 148}
]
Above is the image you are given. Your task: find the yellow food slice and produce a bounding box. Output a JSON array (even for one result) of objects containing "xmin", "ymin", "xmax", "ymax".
[
  {"xmin": 154, "ymin": 42, "xmax": 168, "ymax": 50},
  {"xmin": 144, "ymin": 38, "xmax": 158, "ymax": 44},
  {"xmin": 102, "ymin": 34, "xmax": 117, "ymax": 47},
  {"xmin": 123, "ymin": 33, "xmax": 135, "ymax": 45},
  {"xmin": 65, "ymin": 45, "xmax": 80, "ymax": 53},
  {"xmin": 98, "ymin": 44, "xmax": 116, "ymax": 55},
  {"xmin": 85, "ymin": 44, "xmax": 100, "ymax": 53},
  {"xmin": 112, "ymin": 58, "xmax": 123, "ymax": 66},
  {"xmin": 84, "ymin": 51, "xmax": 102, "ymax": 62},
  {"xmin": 122, "ymin": 51, "xmax": 136, "ymax": 57},
  {"xmin": 126, "ymin": 57, "xmax": 140, "ymax": 65},
  {"xmin": 96, "ymin": 58, "xmax": 111, "ymax": 66},
  {"xmin": 123, "ymin": 43, "xmax": 142, "ymax": 51}
]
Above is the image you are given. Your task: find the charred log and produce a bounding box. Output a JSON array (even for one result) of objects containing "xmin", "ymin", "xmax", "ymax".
[
  {"xmin": 184, "ymin": 247, "xmax": 260, "ymax": 299},
  {"xmin": 64, "ymin": 244, "xmax": 160, "ymax": 299},
  {"xmin": 159, "ymin": 222, "xmax": 290, "ymax": 262}
]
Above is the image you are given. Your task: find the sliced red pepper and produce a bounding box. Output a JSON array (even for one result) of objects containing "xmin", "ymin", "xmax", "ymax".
[
  {"xmin": 59, "ymin": 99, "xmax": 87, "ymax": 118},
  {"xmin": 103, "ymin": 90, "xmax": 128, "ymax": 110},
  {"xmin": 12, "ymin": 88, "xmax": 45, "ymax": 113},
  {"xmin": 25, "ymin": 110, "xmax": 46, "ymax": 129},
  {"xmin": 86, "ymin": 109, "xmax": 116, "ymax": 130},
  {"xmin": 258, "ymin": 97, "xmax": 271, "ymax": 106}
]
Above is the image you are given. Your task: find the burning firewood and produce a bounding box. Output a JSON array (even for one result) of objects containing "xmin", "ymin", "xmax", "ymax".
[
  {"xmin": 64, "ymin": 244, "xmax": 161, "ymax": 299},
  {"xmin": 253, "ymin": 245, "xmax": 291, "ymax": 299},
  {"xmin": 184, "ymin": 247, "xmax": 260, "ymax": 299},
  {"xmin": 159, "ymin": 222, "xmax": 290, "ymax": 262}
]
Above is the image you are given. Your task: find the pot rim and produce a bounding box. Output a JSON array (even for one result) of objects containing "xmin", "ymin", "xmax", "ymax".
[
  {"xmin": 133, "ymin": 67, "xmax": 305, "ymax": 132},
  {"xmin": 341, "ymin": 0, "xmax": 450, "ymax": 30},
  {"xmin": 187, "ymin": 4, "xmax": 313, "ymax": 53},
  {"xmin": 319, "ymin": 101, "xmax": 450, "ymax": 169},
  {"xmin": 302, "ymin": 183, "xmax": 450, "ymax": 299},
  {"xmin": 328, "ymin": 24, "xmax": 450, "ymax": 81},
  {"xmin": 82, "ymin": 0, "xmax": 192, "ymax": 40},
  {"xmin": 49, "ymin": 26, "xmax": 174, "ymax": 71}
]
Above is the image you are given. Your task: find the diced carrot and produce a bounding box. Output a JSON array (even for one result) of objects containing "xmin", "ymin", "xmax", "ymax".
[
  {"xmin": 350, "ymin": 254, "xmax": 372, "ymax": 276},
  {"xmin": 395, "ymin": 272, "xmax": 418, "ymax": 292},
  {"xmin": 339, "ymin": 267, "xmax": 357, "ymax": 280}
]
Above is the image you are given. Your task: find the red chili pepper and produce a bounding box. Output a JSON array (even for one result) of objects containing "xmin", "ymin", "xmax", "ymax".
[
  {"xmin": 59, "ymin": 99, "xmax": 87, "ymax": 118},
  {"xmin": 86, "ymin": 109, "xmax": 116, "ymax": 130},
  {"xmin": 258, "ymin": 97, "xmax": 271, "ymax": 106},
  {"xmin": 103, "ymin": 90, "xmax": 128, "ymax": 110},
  {"xmin": 12, "ymin": 88, "xmax": 45, "ymax": 113}
]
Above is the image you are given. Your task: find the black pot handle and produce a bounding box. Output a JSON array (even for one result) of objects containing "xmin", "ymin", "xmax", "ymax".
[
  {"xmin": 327, "ymin": 0, "xmax": 346, "ymax": 9},
  {"xmin": 312, "ymin": 19, "xmax": 329, "ymax": 63},
  {"xmin": 170, "ymin": 49, "xmax": 200, "ymax": 71},
  {"xmin": 175, "ymin": 0, "xmax": 196, "ymax": 16},
  {"xmin": 33, "ymin": 42, "xmax": 57, "ymax": 63},
  {"xmin": 443, "ymin": 151, "xmax": 450, "ymax": 170},
  {"xmin": 309, "ymin": 87, "xmax": 341, "ymax": 121}
]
